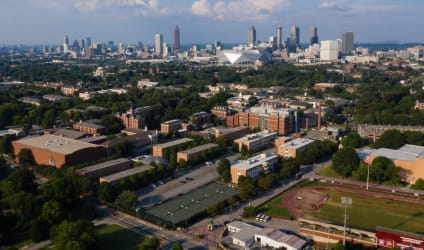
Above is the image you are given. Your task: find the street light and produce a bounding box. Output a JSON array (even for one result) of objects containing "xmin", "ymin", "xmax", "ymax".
[{"xmin": 341, "ymin": 196, "xmax": 352, "ymax": 246}]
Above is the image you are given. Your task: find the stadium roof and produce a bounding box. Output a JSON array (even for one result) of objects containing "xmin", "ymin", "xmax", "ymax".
[{"xmin": 13, "ymin": 134, "xmax": 101, "ymax": 155}]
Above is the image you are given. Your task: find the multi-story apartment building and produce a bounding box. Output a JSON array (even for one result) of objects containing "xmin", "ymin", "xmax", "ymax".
[
  {"xmin": 278, "ymin": 138, "xmax": 316, "ymax": 159},
  {"xmin": 160, "ymin": 119, "xmax": 182, "ymax": 134},
  {"xmin": 176, "ymin": 143, "xmax": 219, "ymax": 163},
  {"xmin": 234, "ymin": 130, "xmax": 277, "ymax": 153},
  {"xmin": 230, "ymin": 153, "xmax": 278, "ymax": 184},
  {"xmin": 152, "ymin": 138, "xmax": 193, "ymax": 157}
]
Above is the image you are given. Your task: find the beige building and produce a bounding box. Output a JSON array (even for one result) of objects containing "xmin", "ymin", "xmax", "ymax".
[
  {"xmin": 152, "ymin": 138, "xmax": 193, "ymax": 157},
  {"xmin": 366, "ymin": 144, "xmax": 424, "ymax": 184},
  {"xmin": 278, "ymin": 138, "xmax": 316, "ymax": 159},
  {"xmin": 177, "ymin": 143, "xmax": 218, "ymax": 163},
  {"xmin": 230, "ymin": 153, "xmax": 278, "ymax": 184},
  {"xmin": 234, "ymin": 130, "xmax": 277, "ymax": 153}
]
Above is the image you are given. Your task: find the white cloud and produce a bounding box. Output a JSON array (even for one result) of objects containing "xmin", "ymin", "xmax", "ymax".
[
  {"xmin": 319, "ymin": 1, "xmax": 351, "ymax": 12},
  {"xmin": 30, "ymin": 0, "xmax": 170, "ymax": 16},
  {"xmin": 191, "ymin": 0, "xmax": 291, "ymax": 21}
]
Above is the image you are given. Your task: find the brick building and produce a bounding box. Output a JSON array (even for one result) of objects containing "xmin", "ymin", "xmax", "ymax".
[
  {"xmin": 11, "ymin": 134, "xmax": 106, "ymax": 168},
  {"xmin": 190, "ymin": 111, "xmax": 212, "ymax": 128},
  {"xmin": 211, "ymin": 106, "xmax": 237, "ymax": 119},
  {"xmin": 73, "ymin": 121, "xmax": 105, "ymax": 135},
  {"xmin": 160, "ymin": 119, "xmax": 182, "ymax": 134},
  {"xmin": 176, "ymin": 143, "xmax": 219, "ymax": 163},
  {"xmin": 117, "ymin": 105, "xmax": 144, "ymax": 129},
  {"xmin": 226, "ymin": 105, "xmax": 297, "ymax": 135},
  {"xmin": 152, "ymin": 138, "xmax": 193, "ymax": 157}
]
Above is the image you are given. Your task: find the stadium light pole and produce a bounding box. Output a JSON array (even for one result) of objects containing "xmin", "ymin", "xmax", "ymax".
[
  {"xmin": 341, "ymin": 196, "xmax": 352, "ymax": 246},
  {"xmin": 366, "ymin": 160, "xmax": 370, "ymax": 190}
]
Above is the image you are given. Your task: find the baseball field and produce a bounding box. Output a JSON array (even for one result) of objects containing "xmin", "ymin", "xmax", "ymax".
[{"xmin": 264, "ymin": 182, "xmax": 424, "ymax": 233}]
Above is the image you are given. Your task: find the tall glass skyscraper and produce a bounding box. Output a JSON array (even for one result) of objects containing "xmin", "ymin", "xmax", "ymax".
[
  {"xmin": 248, "ymin": 25, "xmax": 256, "ymax": 45},
  {"xmin": 174, "ymin": 25, "xmax": 180, "ymax": 52},
  {"xmin": 342, "ymin": 32, "xmax": 354, "ymax": 54},
  {"xmin": 310, "ymin": 26, "xmax": 318, "ymax": 45}
]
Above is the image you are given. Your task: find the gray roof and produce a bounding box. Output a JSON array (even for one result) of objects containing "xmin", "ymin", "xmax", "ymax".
[
  {"xmin": 178, "ymin": 143, "xmax": 218, "ymax": 155},
  {"xmin": 76, "ymin": 158, "xmax": 131, "ymax": 175},
  {"xmin": 280, "ymin": 138, "xmax": 315, "ymax": 150},
  {"xmin": 13, "ymin": 134, "xmax": 101, "ymax": 155},
  {"xmin": 53, "ymin": 129, "xmax": 85, "ymax": 140},
  {"xmin": 100, "ymin": 165, "xmax": 154, "ymax": 183},
  {"xmin": 256, "ymin": 228, "xmax": 307, "ymax": 250},
  {"xmin": 370, "ymin": 144, "xmax": 424, "ymax": 161},
  {"xmin": 154, "ymin": 138, "xmax": 193, "ymax": 149}
]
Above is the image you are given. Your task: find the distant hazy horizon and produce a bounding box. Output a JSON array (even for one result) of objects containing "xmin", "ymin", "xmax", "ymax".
[{"xmin": 1, "ymin": 0, "xmax": 423, "ymax": 45}]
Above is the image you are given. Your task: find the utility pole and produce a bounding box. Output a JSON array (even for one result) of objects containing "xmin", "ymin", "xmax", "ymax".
[{"xmin": 341, "ymin": 196, "xmax": 352, "ymax": 246}]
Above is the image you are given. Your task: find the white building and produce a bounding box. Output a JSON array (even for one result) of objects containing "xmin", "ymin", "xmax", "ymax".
[
  {"xmin": 155, "ymin": 33, "xmax": 163, "ymax": 56},
  {"xmin": 320, "ymin": 40, "xmax": 342, "ymax": 61},
  {"xmin": 218, "ymin": 48, "xmax": 272, "ymax": 67},
  {"xmin": 228, "ymin": 221, "xmax": 262, "ymax": 247},
  {"xmin": 255, "ymin": 228, "xmax": 307, "ymax": 250}
]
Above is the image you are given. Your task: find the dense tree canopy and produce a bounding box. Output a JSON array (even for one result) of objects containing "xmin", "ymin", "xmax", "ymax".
[{"xmin": 332, "ymin": 147, "xmax": 360, "ymax": 177}]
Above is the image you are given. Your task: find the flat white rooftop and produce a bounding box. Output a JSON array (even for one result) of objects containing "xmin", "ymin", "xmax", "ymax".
[
  {"xmin": 280, "ymin": 138, "xmax": 315, "ymax": 150},
  {"xmin": 236, "ymin": 130, "xmax": 277, "ymax": 142},
  {"xmin": 370, "ymin": 144, "xmax": 424, "ymax": 161},
  {"xmin": 14, "ymin": 134, "xmax": 101, "ymax": 155},
  {"xmin": 232, "ymin": 153, "xmax": 278, "ymax": 171}
]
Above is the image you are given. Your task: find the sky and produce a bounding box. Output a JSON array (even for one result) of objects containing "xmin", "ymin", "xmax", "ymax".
[{"xmin": 1, "ymin": 0, "xmax": 423, "ymax": 45}]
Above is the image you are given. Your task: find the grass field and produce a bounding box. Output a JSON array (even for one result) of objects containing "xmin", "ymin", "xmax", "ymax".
[
  {"xmin": 305, "ymin": 190, "xmax": 424, "ymax": 233},
  {"xmin": 317, "ymin": 166, "xmax": 341, "ymax": 178},
  {"xmin": 96, "ymin": 224, "xmax": 144, "ymax": 250},
  {"xmin": 259, "ymin": 196, "xmax": 293, "ymax": 218}
]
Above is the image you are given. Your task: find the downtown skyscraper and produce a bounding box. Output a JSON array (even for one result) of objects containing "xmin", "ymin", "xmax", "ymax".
[
  {"xmin": 276, "ymin": 26, "xmax": 282, "ymax": 50},
  {"xmin": 290, "ymin": 25, "xmax": 300, "ymax": 47},
  {"xmin": 310, "ymin": 26, "xmax": 318, "ymax": 45},
  {"xmin": 174, "ymin": 25, "xmax": 180, "ymax": 52},
  {"xmin": 248, "ymin": 25, "xmax": 256, "ymax": 45},
  {"xmin": 155, "ymin": 33, "xmax": 163, "ymax": 56},
  {"xmin": 342, "ymin": 31, "xmax": 354, "ymax": 54}
]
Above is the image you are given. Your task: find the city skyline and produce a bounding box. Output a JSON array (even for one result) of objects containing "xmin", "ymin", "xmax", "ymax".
[{"xmin": 1, "ymin": 0, "xmax": 423, "ymax": 45}]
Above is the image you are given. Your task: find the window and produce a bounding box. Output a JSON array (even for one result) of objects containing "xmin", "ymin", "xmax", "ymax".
[{"xmin": 49, "ymin": 158, "xmax": 55, "ymax": 166}]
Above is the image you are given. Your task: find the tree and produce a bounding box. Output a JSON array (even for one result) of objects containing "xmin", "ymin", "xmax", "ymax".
[
  {"xmin": 17, "ymin": 148, "xmax": 34, "ymax": 165},
  {"xmin": 411, "ymin": 178, "xmax": 424, "ymax": 190},
  {"xmin": 341, "ymin": 132, "xmax": 362, "ymax": 148},
  {"xmin": 29, "ymin": 219, "xmax": 43, "ymax": 243},
  {"xmin": 332, "ymin": 147, "xmax": 359, "ymax": 177},
  {"xmin": 41, "ymin": 200, "xmax": 64, "ymax": 225},
  {"xmin": 50, "ymin": 220, "xmax": 95, "ymax": 250},
  {"xmin": 172, "ymin": 242, "xmax": 183, "ymax": 250},
  {"xmin": 243, "ymin": 205, "xmax": 257, "ymax": 217},
  {"xmin": 98, "ymin": 182, "xmax": 113, "ymax": 202},
  {"xmin": 370, "ymin": 156, "xmax": 400, "ymax": 184},
  {"xmin": 101, "ymin": 115, "xmax": 122, "ymax": 135},
  {"xmin": 117, "ymin": 190, "xmax": 137, "ymax": 209},
  {"xmin": 215, "ymin": 136, "xmax": 227, "ymax": 149},
  {"xmin": 238, "ymin": 176, "xmax": 256, "ymax": 200},
  {"xmin": 217, "ymin": 158, "xmax": 231, "ymax": 182},
  {"xmin": 373, "ymin": 129, "xmax": 405, "ymax": 149},
  {"xmin": 139, "ymin": 237, "xmax": 160, "ymax": 250}
]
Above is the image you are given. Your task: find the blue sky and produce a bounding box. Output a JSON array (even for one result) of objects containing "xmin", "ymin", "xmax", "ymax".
[{"xmin": 1, "ymin": 0, "xmax": 423, "ymax": 45}]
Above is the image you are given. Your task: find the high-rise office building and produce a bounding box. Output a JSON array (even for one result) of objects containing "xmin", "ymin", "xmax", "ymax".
[
  {"xmin": 63, "ymin": 35, "xmax": 69, "ymax": 53},
  {"xmin": 290, "ymin": 25, "xmax": 300, "ymax": 47},
  {"xmin": 320, "ymin": 39, "xmax": 342, "ymax": 61},
  {"xmin": 342, "ymin": 31, "xmax": 354, "ymax": 54},
  {"xmin": 174, "ymin": 25, "xmax": 180, "ymax": 52},
  {"xmin": 248, "ymin": 25, "xmax": 256, "ymax": 45},
  {"xmin": 155, "ymin": 33, "xmax": 163, "ymax": 56},
  {"xmin": 86, "ymin": 37, "xmax": 92, "ymax": 48},
  {"xmin": 310, "ymin": 26, "xmax": 318, "ymax": 45},
  {"xmin": 276, "ymin": 26, "xmax": 282, "ymax": 50},
  {"xmin": 81, "ymin": 39, "xmax": 85, "ymax": 49},
  {"xmin": 269, "ymin": 36, "xmax": 277, "ymax": 50}
]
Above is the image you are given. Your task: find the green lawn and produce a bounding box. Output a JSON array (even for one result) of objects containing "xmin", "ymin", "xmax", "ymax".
[
  {"xmin": 305, "ymin": 190, "xmax": 424, "ymax": 233},
  {"xmin": 96, "ymin": 224, "xmax": 144, "ymax": 250},
  {"xmin": 317, "ymin": 165, "xmax": 341, "ymax": 178},
  {"xmin": 259, "ymin": 196, "xmax": 293, "ymax": 218}
]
